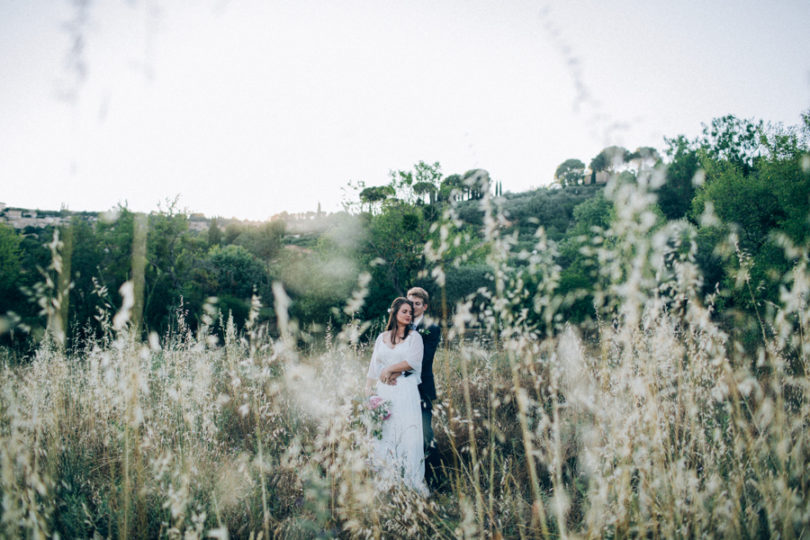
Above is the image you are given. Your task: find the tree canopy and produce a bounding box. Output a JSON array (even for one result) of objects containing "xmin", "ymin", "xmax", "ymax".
[
  {"xmin": 2, "ymin": 111, "xmax": 808, "ymax": 351},
  {"xmin": 554, "ymin": 158, "xmax": 586, "ymax": 186}
]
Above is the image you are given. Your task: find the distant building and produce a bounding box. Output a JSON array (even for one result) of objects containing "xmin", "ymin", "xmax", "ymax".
[
  {"xmin": 188, "ymin": 213, "xmax": 209, "ymax": 232},
  {"xmin": 2, "ymin": 207, "xmax": 68, "ymax": 229},
  {"xmin": 582, "ymin": 169, "xmax": 610, "ymax": 185},
  {"xmin": 0, "ymin": 204, "xmax": 231, "ymax": 232}
]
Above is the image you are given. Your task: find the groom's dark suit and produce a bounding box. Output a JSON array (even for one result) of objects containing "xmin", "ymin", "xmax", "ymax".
[
  {"xmin": 413, "ymin": 317, "xmax": 440, "ymax": 486},
  {"xmin": 415, "ymin": 318, "xmax": 440, "ymax": 406}
]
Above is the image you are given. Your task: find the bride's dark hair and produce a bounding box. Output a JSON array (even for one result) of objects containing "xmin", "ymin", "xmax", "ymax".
[{"xmin": 386, "ymin": 297, "xmax": 413, "ymax": 344}]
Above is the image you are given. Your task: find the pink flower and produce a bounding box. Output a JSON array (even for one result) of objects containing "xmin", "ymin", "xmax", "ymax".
[
  {"xmin": 367, "ymin": 395, "xmax": 391, "ymax": 421},
  {"xmin": 368, "ymin": 395, "xmax": 384, "ymax": 408}
]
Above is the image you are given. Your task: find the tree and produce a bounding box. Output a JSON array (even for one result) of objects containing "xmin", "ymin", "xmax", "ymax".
[
  {"xmin": 463, "ymin": 169, "xmax": 491, "ymax": 200},
  {"xmin": 758, "ymin": 125, "xmax": 810, "ymax": 244},
  {"xmin": 698, "ymin": 115, "xmax": 764, "ymax": 174},
  {"xmin": 10, "ymin": 228, "xmax": 53, "ymax": 341},
  {"xmin": 0, "ymin": 224, "xmax": 21, "ymax": 302},
  {"xmin": 359, "ymin": 185, "xmax": 395, "ymax": 213},
  {"xmin": 363, "ymin": 201, "xmax": 428, "ymax": 314},
  {"xmin": 658, "ymin": 136, "xmax": 699, "ymax": 220},
  {"xmin": 204, "ymin": 244, "xmax": 270, "ymax": 325},
  {"xmin": 279, "ymin": 235, "xmax": 357, "ymax": 325},
  {"xmin": 628, "ymin": 146, "xmax": 661, "ymax": 173},
  {"xmin": 206, "ymin": 244, "xmax": 268, "ymax": 299},
  {"xmin": 207, "ymin": 218, "xmax": 222, "ymax": 247},
  {"xmin": 236, "ymin": 220, "xmax": 286, "ymax": 261},
  {"xmin": 554, "ymin": 158, "xmax": 586, "ymax": 186},
  {"xmin": 589, "ymin": 145, "xmax": 631, "ymax": 180},
  {"xmin": 412, "ymin": 160, "xmax": 442, "ymax": 201},
  {"xmin": 142, "ymin": 202, "xmax": 210, "ymax": 332},
  {"xmin": 689, "ymin": 115, "xmax": 810, "ymax": 319},
  {"xmin": 439, "ymin": 174, "xmax": 464, "ymax": 202},
  {"xmin": 63, "ymin": 217, "xmax": 104, "ymax": 339},
  {"xmin": 224, "ymin": 222, "xmax": 242, "ymax": 245},
  {"xmin": 413, "ymin": 182, "xmax": 438, "ymax": 205},
  {"xmin": 95, "ymin": 205, "xmax": 136, "ymax": 297},
  {"xmin": 556, "ymin": 193, "xmax": 615, "ymax": 322},
  {"xmin": 389, "ymin": 160, "xmax": 443, "ymax": 205}
]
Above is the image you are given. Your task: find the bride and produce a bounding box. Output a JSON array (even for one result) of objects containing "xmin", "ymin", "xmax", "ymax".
[{"xmin": 365, "ymin": 297, "xmax": 428, "ymax": 496}]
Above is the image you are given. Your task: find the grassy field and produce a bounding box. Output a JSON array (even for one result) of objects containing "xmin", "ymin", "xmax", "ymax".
[
  {"xmin": 2, "ymin": 179, "xmax": 809, "ymax": 538},
  {"xmin": 3, "ymin": 294, "xmax": 809, "ymax": 538}
]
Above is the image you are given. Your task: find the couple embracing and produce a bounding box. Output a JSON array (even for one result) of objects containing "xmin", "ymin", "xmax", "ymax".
[{"xmin": 364, "ymin": 287, "xmax": 440, "ymax": 496}]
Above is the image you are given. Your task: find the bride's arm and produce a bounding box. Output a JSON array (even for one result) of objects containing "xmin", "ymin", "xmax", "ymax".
[
  {"xmin": 381, "ymin": 361, "xmax": 412, "ymax": 382},
  {"xmin": 365, "ymin": 334, "xmax": 382, "ymax": 395},
  {"xmin": 380, "ymin": 333, "xmax": 424, "ymax": 383}
]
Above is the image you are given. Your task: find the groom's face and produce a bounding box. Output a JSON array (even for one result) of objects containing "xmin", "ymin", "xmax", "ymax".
[{"xmin": 407, "ymin": 295, "xmax": 426, "ymax": 318}]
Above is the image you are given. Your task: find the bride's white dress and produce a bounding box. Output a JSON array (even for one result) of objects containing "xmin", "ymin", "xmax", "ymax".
[{"xmin": 366, "ymin": 330, "xmax": 428, "ymax": 496}]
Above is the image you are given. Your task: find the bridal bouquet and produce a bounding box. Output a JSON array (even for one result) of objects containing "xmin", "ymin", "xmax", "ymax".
[{"xmin": 353, "ymin": 395, "xmax": 391, "ymax": 439}]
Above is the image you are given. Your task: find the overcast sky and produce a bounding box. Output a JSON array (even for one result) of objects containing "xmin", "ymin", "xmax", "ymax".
[{"xmin": 2, "ymin": 0, "xmax": 809, "ymax": 220}]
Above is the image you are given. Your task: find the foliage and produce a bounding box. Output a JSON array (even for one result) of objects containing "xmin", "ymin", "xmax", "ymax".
[
  {"xmin": 358, "ymin": 185, "xmax": 395, "ymax": 213},
  {"xmin": 556, "ymin": 192, "xmax": 615, "ymax": 321},
  {"xmin": 279, "ymin": 237, "xmax": 358, "ymax": 325},
  {"xmin": 492, "ymin": 184, "xmax": 605, "ymax": 241},
  {"xmin": 461, "ymin": 169, "xmax": 491, "ymax": 200},
  {"xmin": 441, "ymin": 264, "xmax": 492, "ymax": 309},
  {"xmin": 391, "ymin": 160, "xmax": 443, "ymax": 205},
  {"xmin": 234, "ymin": 220, "xmax": 286, "ymax": 261},
  {"xmin": 206, "ymin": 245, "xmax": 268, "ymax": 300},
  {"xmin": 688, "ymin": 115, "xmax": 810, "ymax": 324},
  {"xmin": 698, "ymin": 114, "xmax": 764, "ymax": 174},
  {"xmin": 2, "ymin": 112, "xmax": 809, "ymax": 356},
  {"xmin": 589, "ymin": 145, "xmax": 631, "ymax": 173},
  {"xmin": 3, "ymin": 164, "xmax": 810, "ymax": 537},
  {"xmin": 206, "ymin": 217, "xmax": 222, "ymax": 247},
  {"xmin": 360, "ymin": 200, "xmax": 429, "ymax": 315},
  {"xmin": 628, "ymin": 145, "xmax": 660, "ymax": 167},
  {"xmin": 65, "ymin": 216, "xmax": 105, "ymax": 337},
  {"xmin": 439, "ymin": 174, "xmax": 464, "ymax": 202},
  {"xmin": 554, "ymin": 158, "xmax": 586, "ymax": 186},
  {"xmin": 0, "ymin": 224, "xmax": 21, "ymax": 300},
  {"xmin": 658, "ymin": 135, "xmax": 699, "ymax": 220}
]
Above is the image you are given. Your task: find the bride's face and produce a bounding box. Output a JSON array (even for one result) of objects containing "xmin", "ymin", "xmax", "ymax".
[{"xmin": 395, "ymin": 303, "xmax": 413, "ymax": 328}]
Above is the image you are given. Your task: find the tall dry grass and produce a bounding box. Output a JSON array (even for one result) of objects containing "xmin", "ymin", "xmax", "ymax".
[{"xmin": 1, "ymin": 172, "xmax": 809, "ymax": 538}]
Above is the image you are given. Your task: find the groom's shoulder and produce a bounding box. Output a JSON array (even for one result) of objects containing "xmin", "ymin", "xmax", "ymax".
[
  {"xmin": 419, "ymin": 318, "xmax": 441, "ymax": 341},
  {"xmin": 424, "ymin": 316, "xmax": 440, "ymax": 330}
]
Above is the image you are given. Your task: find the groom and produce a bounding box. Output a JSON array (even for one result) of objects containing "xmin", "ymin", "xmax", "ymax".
[{"xmin": 404, "ymin": 286, "xmax": 441, "ymax": 487}]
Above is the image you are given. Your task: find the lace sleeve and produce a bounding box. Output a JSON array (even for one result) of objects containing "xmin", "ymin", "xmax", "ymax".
[
  {"xmin": 366, "ymin": 333, "xmax": 383, "ymax": 380},
  {"xmin": 406, "ymin": 331, "xmax": 424, "ymax": 375}
]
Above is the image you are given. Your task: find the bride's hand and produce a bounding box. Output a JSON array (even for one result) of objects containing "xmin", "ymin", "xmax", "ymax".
[{"xmin": 380, "ymin": 367, "xmax": 398, "ymax": 385}]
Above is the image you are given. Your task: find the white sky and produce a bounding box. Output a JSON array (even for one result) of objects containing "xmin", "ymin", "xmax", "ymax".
[{"xmin": 1, "ymin": 0, "xmax": 809, "ymax": 221}]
